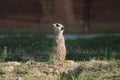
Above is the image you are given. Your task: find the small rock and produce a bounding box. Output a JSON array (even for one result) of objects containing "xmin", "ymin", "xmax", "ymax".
[
  {"xmin": 7, "ymin": 61, "xmax": 21, "ymax": 66},
  {"xmin": 53, "ymin": 68, "xmax": 59, "ymax": 75},
  {"xmin": 64, "ymin": 60, "xmax": 75, "ymax": 65},
  {"xmin": 3, "ymin": 66, "xmax": 14, "ymax": 72},
  {"xmin": 8, "ymin": 66, "xmax": 14, "ymax": 72},
  {"xmin": 48, "ymin": 68, "xmax": 54, "ymax": 73},
  {"xmin": 16, "ymin": 77, "xmax": 23, "ymax": 80}
]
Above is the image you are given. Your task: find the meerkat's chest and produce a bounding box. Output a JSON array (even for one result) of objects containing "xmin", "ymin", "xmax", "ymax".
[
  {"xmin": 52, "ymin": 35, "xmax": 66, "ymax": 53},
  {"xmin": 54, "ymin": 35, "xmax": 65, "ymax": 46}
]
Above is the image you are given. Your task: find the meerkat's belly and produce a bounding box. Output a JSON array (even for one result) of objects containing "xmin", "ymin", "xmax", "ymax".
[
  {"xmin": 51, "ymin": 38, "xmax": 66, "ymax": 62},
  {"xmin": 52, "ymin": 44, "xmax": 66, "ymax": 60}
]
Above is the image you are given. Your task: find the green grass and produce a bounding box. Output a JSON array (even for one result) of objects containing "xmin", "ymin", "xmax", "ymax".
[
  {"xmin": 0, "ymin": 68, "xmax": 7, "ymax": 75},
  {"xmin": 0, "ymin": 34, "xmax": 120, "ymax": 62},
  {"xmin": 15, "ymin": 67, "xmax": 29, "ymax": 76},
  {"xmin": 66, "ymin": 36, "xmax": 120, "ymax": 61}
]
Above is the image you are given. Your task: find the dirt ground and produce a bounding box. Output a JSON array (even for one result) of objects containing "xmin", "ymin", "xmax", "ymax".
[{"xmin": 0, "ymin": 60, "xmax": 120, "ymax": 80}]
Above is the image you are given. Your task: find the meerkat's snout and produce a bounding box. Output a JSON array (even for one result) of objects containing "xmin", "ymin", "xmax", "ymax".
[{"xmin": 53, "ymin": 23, "xmax": 64, "ymax": 33}]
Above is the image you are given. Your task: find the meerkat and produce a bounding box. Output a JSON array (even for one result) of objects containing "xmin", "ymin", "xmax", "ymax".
[{"xmin": 50, "ymin": 23, "xmax": 66, "ymax": 63}]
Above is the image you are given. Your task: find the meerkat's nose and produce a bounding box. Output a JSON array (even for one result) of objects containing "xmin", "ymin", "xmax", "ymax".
[{"xmin": 53, "ymin": 23, "xmax": 56, "ymax": 27}]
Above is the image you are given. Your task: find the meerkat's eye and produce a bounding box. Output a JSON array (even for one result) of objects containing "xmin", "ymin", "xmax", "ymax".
[{"xmin": 56, "ymin": 24, "xmax": 59, "ymax": 27}]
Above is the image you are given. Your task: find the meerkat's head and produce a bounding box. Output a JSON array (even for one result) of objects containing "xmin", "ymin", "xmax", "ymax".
[{"xmin": 53, "ymin": 23, "xmax": 64, "ymax": 34}]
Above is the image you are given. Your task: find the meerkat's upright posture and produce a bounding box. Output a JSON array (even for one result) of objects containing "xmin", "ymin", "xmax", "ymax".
[{"xmin": 50, "ymin": 23, "xmax": 66, "ymax": 63}]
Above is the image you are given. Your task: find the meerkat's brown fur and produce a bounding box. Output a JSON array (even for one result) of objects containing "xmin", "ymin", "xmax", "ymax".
[{"xmin": 50, "ymin": 23, "xmax": 66, "ymax": 63}]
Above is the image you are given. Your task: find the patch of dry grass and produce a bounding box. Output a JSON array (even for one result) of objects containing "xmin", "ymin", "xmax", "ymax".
[{"xmin": 0, "ymin": 60, "xmax": 120, "ymax": 80}]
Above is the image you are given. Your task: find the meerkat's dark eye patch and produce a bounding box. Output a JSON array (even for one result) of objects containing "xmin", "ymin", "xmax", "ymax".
[
  {"xmin": 61, "ymin": 27, "xmax": 64, "ymax": 31},
  {"xmin": 56, "ymin": 24, "xmax": 59, "ymax": 27}
]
